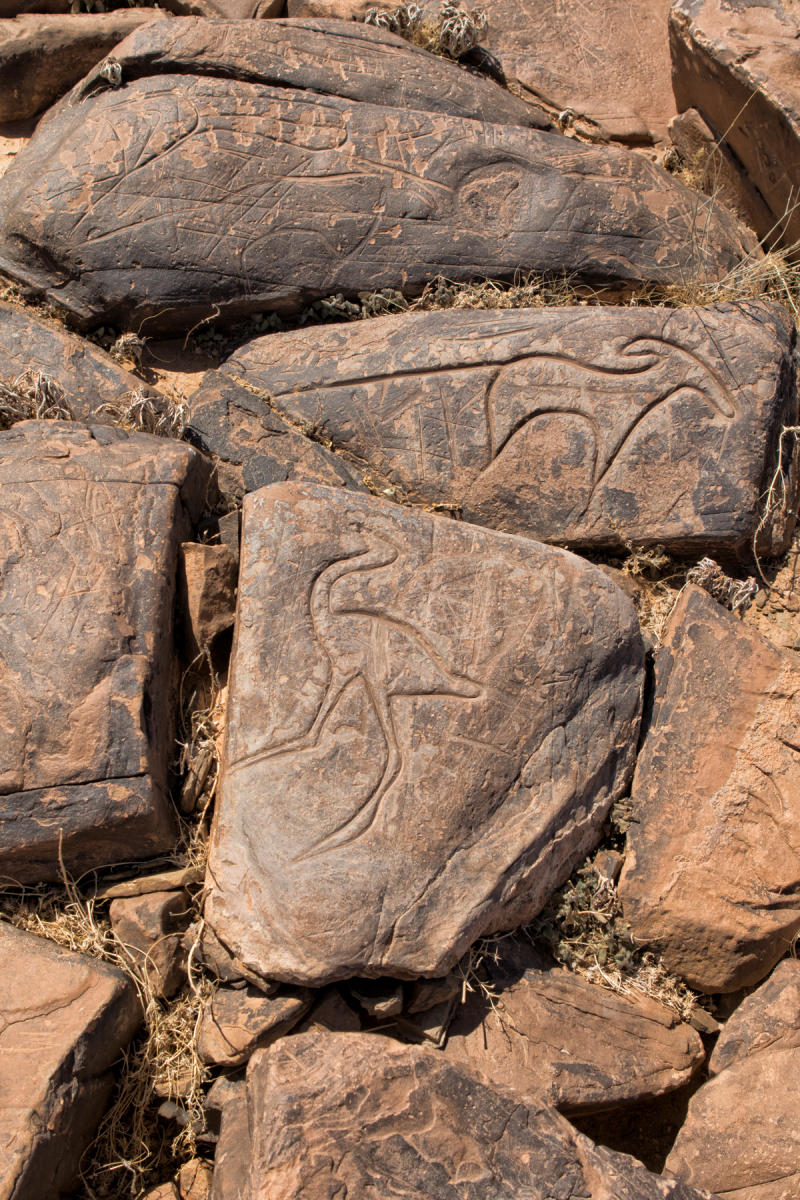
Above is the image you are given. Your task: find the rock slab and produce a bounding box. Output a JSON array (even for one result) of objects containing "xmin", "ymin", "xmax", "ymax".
[
  {"xmin": 445, "ymin": 939, "xmax": 704, "ymax": 1114},
  {"xmin": 0, "ymin": 421, "xmax": 212, "ymax": 884},
  {"xmin": 212, "ymin": 1030, "xmax": 715, "ymax": 1199},
  {"xmin": 206, "ymin": 481, "xmax": 644, "ymax": 985},
  {"xmin": 206, "ymin": 300, "xmax": 799, "ymax": 553},
  {"xmin": 0, "ymin": 921, "xmax": 141, "ymax": 1200},
  {"xmin": 619, "ymin": 585, "xmax": 800, "ymax": 993},
  {"xmin": 0, "ymin": 22, "xmax": 748, "ymax": 332},
  {"xmin": 671, "ymin": 0, "xmax": 800, "ymax": 251}
]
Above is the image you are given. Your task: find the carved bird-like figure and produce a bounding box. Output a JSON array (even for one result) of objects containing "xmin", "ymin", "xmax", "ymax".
[{"xmin": 232, "ymin": 536, "xmax": 483, "ymax": 859}]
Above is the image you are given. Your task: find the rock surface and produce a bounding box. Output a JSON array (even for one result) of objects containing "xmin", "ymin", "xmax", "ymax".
[
  {"xmin": 671, "ymin": 0, "xmax": 800, "ymax": 251},
  {"xmin": 196, "ymin": 985, "xmax": 312, "ymax": 1067},
  {"xmin": 0, "ymin": 20, "xmax": 748, "ymax": 332},
  {"xmin": 0, "ymin": 10, "xmax": 158, "ymax": 122},
  {"xmin": 288, "ymin": 0, "xmax": 677, "ymax": 143},
  {"xmin": 213, "ymin": 1030, "xmax": 715, "ymax": 1199},
  {"xmin": 445, "ymin": 939, "xmax": 704, "ymax": 1114},
  {"xmin": 619, "ymin": 585, "xmax": 800, "ymax": 993},
  {"xmin": 0, "ymin": 300, "xmax": 165, "ymax": 422},
  {"xmin": 204, "ymin": 300, "xmax": 799, "ymax": 553},
  {"xmin": 109, "ymin": 889, "xmax": 190, "ymax": 999},
  {"xmin": 0, "ymin": 921, "xmax": 141, "ymax": 1200},
  {"xmin": 205, "ymin": 481, "xmax": 644, "ymax": 985},
  {"xmin": 0, "ymin": 421, "xmax": 212, "ymax": 884},
  {"xmin": 667, "ymin": 974, "xmax": 800, "ymax": 1199},
  {"xmin": 178, "ymin": 541, "xmax": 237, "ymax": 656}
]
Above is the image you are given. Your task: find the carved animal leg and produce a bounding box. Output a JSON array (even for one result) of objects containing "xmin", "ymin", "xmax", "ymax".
[{"xmin": 229, "ymin": 676, "xmax": 350, "ymax": 774}]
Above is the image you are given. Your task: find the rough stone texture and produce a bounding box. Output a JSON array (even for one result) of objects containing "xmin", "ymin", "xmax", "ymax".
[
  {"xmin": 188, "ymin": 372, "xmax": 362, "ymax": 500},
  {"xmin": 619, "ymin": 585, "xmax": 800, "ymax": 994},
  {"xmin": 216, "ymin": 1031, "xmax": 715, "ymax": 1199},
  {"xmin": 0, "ymin": 26, "xmax": 748, "ymax": 333},
  {"xmin": 0, "ymin": 421, "xmax": 212, "ymax": 884},
  {"xmin": 210, "ymin": 1084, "xmax": 249, "ymax": 1200},
  {"xmin": 0, "ymin": 11, "xmax": 159, "ymax": 122},
  {"xmin": 287, "ymin": 0, "xmax": 678, "ymax": 142},
  {"xmin": 196, "ymin": 985, "xmax": 312, "ymax": 1067},
  {"xmin": 671, "ymin": 0, "xmax": 800, "ymax": 251},
  {"xmin": 666, "ymin": 1044, "xmax": 800, "ymax": 1198},
  {"xmin": 178, "ymin": 1159, "xmax": 213, "ymax": 1200},
  {"xmin": 0, "ymin": 300, "xmax": 165, "ymax": 421},
  {"xmin": 0, "ymin": 0, "xmax": 279, "ymax": 14},
  {"xmin": 205, "ymin": 481, "xmax": 645, "ymax": 986},
  {"xmin": 207, "ymin": 300, "xmax": 799, "ymax": 553},
  {"xmin": 0, "ymin": 921, "xmax": 141, "ymax": 1200},
  {"xmin": 91, "ymin": 17, "xmax": 551, "ymax": 130},
  {"xmin": 710, "ymin": 959, "xmax": 800, "ymax": 1077},
  {"xmin": 178, "ymin": 542, "xmax": 237, "ymax": 655},
  {"xmin": 109, "ymin": 889, "xmax": 190, "ymax": 999},
  {"xmin": 445, "ymin": 939, "xmax": 704, "ymax": 1114}
]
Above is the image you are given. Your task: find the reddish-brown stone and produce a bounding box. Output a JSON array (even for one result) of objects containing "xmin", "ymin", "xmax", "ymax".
[
  {"xmin": 444, "ymin": 940, "xmax": 704, "ymax": 1114},
  {"xmin": 0, "ymin": 922, "xmax": 141, "ymax": 1200},
  {"xmin": 213, "ymin": 1030, "xmax": 716, "ymax": 1198},
  {"xmin": 0, "ymin": 11, "xmax": 159, "ymax": 122},
  {"xmin": 709, "ymin": 959, "xmax": 800, "ymax": 1077},
  {"xmin": 196, "ymin": 985, "xmax": 312, "ymax": 1067},
  {"xmin": 0, "ymin": 23, "xmax": 748, "ymax": 334},
  {"xmin": 203, "ymin": 300, "xmax": 799, "ymax": 554},
  {"xmin": 205, "ymin": 481, "xmax": 644, "ymax": 986},
  {"xmin": 178, "ymin": 542, "xmax": 237, "ymax": 656},
  {"xmin": 619, "ymin": 585, "xmax": 800, "ymax": 993},
  {"xmin": 0, "ymin": 421, "xmax": 212, "ymax": 884},
  {"xmin": 109, "ymin": 889, "xmax": 190, "ymax": 999},
  {"xmin": 670, "ymin": 0, "xmax": 800, "ymax": 252},
  {"xmin": 0, "ymin": 300, "xmax": 165, "ymax": 423}
]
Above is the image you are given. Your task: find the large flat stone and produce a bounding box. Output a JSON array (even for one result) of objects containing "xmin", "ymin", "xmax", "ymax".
[
  {"xmin": 0, "ymin": 10, "xmax": 158, "ymax": 122},
  {"xmin": 619, "ymin": 585, "xmax": 800, "ymax": 994},
  {"xmin": 202, "ymin": 299, "xmax": 799, "ymax": 554},
  {"xmin": 444, "ymin": 939, "xmax": 704, "ymax": 1114},
  {"xmin": 0, "ymin": 21, "xmax": 748, "ymax": 333},
  {"xmin": 0, "ymin": 300, "xmax": 165, "ymax": 422},
  {"xmin": 667, "ymin": 966, "xmax": 800, "ymax": 1199},
  {"xmin": 91, "ymin": 16, "xmax": 552, "ymax": 129},
  {"xmin": 205, "ymin": 482, "xmax": 644, "ymax": 985},
  {"xmin": 0, "ymin": 921, "xmax": 141, "ymax": 1200},
  {"xmin": 288, "ymin": 0, "xmax": 677, "ymax": 144},
  {"xmin": 671, "ymin": 0, "xmax": 800, "ymax": 252},
  {"xmin": 214, "ymin": 1030, "xmax": 715, "ymax": 1199},
  {"xmin": 0, "ymin": 421, "xmax": 212, "ymax": 884}
]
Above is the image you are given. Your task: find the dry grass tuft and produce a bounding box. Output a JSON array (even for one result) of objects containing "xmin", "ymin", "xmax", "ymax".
[
  {"xmin": 110, "ymin": 332, "xmax": 148, "ymax": 370},
  {"xmin": 96, "ymin": 389, "xmax": 188, "ymax": 440},
  {"xmin": 0, "ymin": 370, "xmax": 75, "ymax": 429},
  {"xmin": 365, "ymin": 2, "xmax": 488, "ymax": 59},
  {"xmin": 686, "ymin": 556, "xmax": 758, "ymax": 613}
]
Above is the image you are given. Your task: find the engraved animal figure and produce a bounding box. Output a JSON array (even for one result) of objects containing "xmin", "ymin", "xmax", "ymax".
[
  {"xmin": 233, "ymin": 538, "xmax": 483, "ymax": 859},
  {"xmin": 485, "ymin": 336, "xmax": 737, "ymax": 513}
]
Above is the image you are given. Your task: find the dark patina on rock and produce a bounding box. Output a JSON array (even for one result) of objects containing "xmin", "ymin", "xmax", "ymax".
[{"xmin": 0, "ymin": 421, "xmax": 212, "ymax": 883}]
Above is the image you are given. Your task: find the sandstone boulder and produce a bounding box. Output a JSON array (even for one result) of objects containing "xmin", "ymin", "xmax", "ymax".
[
  {"xmin": 205, "ymin": 481, "xmax": 644, "ymax": 985},
  {"xmin": 178, "ymin": 541, "xmax": 237, "ymax": 657},
  {"xmin": 619, "ymin": 585, "xmax": 800, "ymax": 993},
  {"xmin": 445, "ymin": 939, "xmax": 704, "ymax": 1114},
  {"xmin": 212, "ymin": 1030, "xmax": 716, "ymax": 1199},
  {"xmin": 0, "ymin": 300, "xmax": 165, "ymax": 423},
  {"xmin": 288, "ymin": 0, "xmax": 677, "ymax": 143},
  {"xmin": 709, "ymin": 958, "xmax": 800, "ymax": 1077},
  {"xmin": 201, "ymin": 299, "xmax": 799, "ymax": 553},
  {"xmin": 109, "ymin": 889, "xmax": 190, "ymax": 999},
  {"xmin": 196, "ymin": 985, "xmax": 312, "ymax": 1067},
  {"xmin": 87, "ymin": 16, "xmax": 551, "ymax": 129},
  {"xmin": 0, "ymin": 921, "xmax": 141, "ymax": 1200},
  {"xmin": 0, "ymin": 421, "xmax": 212, "ymax": 884},
  {"xmin": 0, "ymin": 21, "xmax": 748, "ymax": 333},
  {"xmin": 0, "ymin": 10, "xmax": 159, "ymax": 122},
  {"xmin": 671, "ymin": 0, "xmax": 800, "ymax": 252}
]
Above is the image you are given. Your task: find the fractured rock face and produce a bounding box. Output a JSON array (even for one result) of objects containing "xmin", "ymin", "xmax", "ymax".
[
  {"xmin": 0, "ymin": 421, "xmax": 212, "ymax": 884},
  {"xmin": 0, "ymin": 22, "xmax": 748, "ymax": 333},
  {"xmin": 619, "ymin": 585, "xmax": 800, "ymax": 994},
  {"xmin": 202, "ymin": 300, "xmax": 799, "ymax": 554},
  {"xmin": 444, "ymin": 940, "xmax": 704, "ymax": 1114},
  {"xmin": 667, "ymin": 963, "xmax": 800, "ymax": 1198},
  {"xmin": 671, "ymin": 0, "xmax": 800, "ymax": 252},
  {"xmin": 197, "ymin": 985, "xmax": 312, "ymax": 1067},
  {"xmin": 0, "ymin": 10, "xmax": 159, "ymax": 123},
  {"xmin": 0, "ymin": 300, "xmax": 165, "ymax": 423},
  {"xmin": 0, "ymin": 922, "xmax": 141, "ymax": 1200},
  {"xmin": 214, "ymin": 1031, "xmax": 716, "ymax": 1199},
  {"xmin": 205, "ymin": 482, "xmax": 644, "ymax": 985}
]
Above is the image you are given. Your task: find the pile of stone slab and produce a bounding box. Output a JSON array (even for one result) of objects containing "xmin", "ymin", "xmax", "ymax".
[{"xmin": 1, "ymin": 8, "xmax": 800, "ymax": 1199}]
